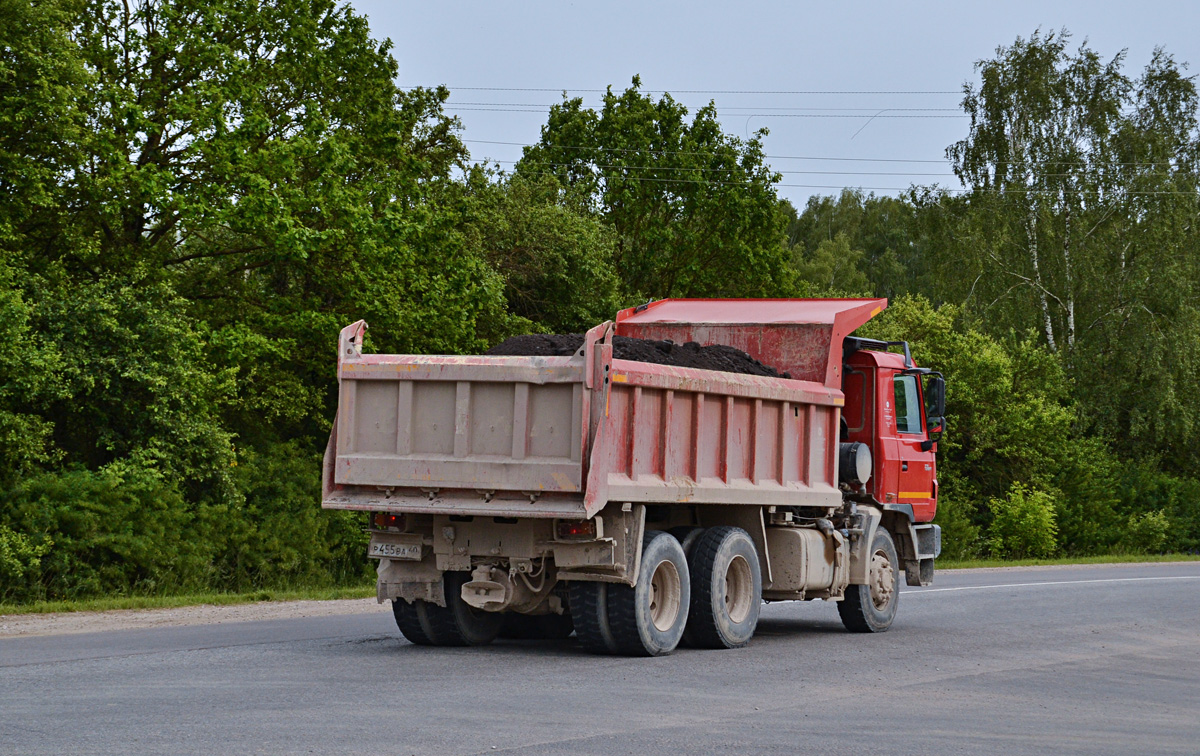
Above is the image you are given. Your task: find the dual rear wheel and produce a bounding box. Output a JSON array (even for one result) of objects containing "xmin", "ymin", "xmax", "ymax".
[
  {"xmin": 392, "ymin": 570, "xmax": 504, "ymax": 647},
  {"xmin": 571, "ymin": 526, "xmax": 763, "ymax": 656},
  {"xmin": 393, "ymin": 572, "xmax": 575, "ymax": 646}
]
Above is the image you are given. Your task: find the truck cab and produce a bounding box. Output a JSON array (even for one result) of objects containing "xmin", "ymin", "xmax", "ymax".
[{"xmin": 842, "ymin": 338, "xmax": 944, "ymax": 524}]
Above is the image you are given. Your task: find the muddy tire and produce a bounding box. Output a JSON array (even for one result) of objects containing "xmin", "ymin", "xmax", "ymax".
[
  {"xmin": 499, "ymin": 612, "xmax": 575, "ymax": 640},
  {"xmin": 670, "ymin": 526, "xmax": 706, "ymax": 647},
  {"xmin": 686, "ymin": 526, "xmax": 762, "ymax": 649},
  {"xmin": 838, "ymin": 527, "xmax": 900, "ymax": 633},
  {"xmin": 570, "ymin": 581, "xmax": 618, "ymax": 654},
  {"xmin": 668, "ymin": 526, "xmax": 705, "ymax": 559},
  {"xmin": 607, "ymin": 530, "xmax": 691, "ymax": 656},
  {"xmin": 392, "ymin": 599, "xmax": 433, "ymax": 646},
  {"xmin": 415, "ymin": 571, "xmax": 504, "ymax": 646}
]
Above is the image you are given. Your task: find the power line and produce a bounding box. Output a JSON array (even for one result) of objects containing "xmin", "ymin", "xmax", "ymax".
[
  {"xmin": 446, "ymin": 106, "xmax": 966, "ymax": 118},
  {"xmin": 511, "ymin": 169, "xmax": 1200, "ymax": 196},
  {"xmin": 414, "ymin": 86, "xmax": 962, "ymax": 95},
  {"xmin": 447, "ymin": 101, "xmax": 962, "ymax": 112},
  {"xmin": 464, "ymin": 139, "xmax": 1193, "ymax": 170},
  {"xmin": 486, "ymin": 158, "xmax": 954, "ymax": 177},
  {"xmin": 466, "ymin": 137, "xmax": 948, "ymax": 163}
]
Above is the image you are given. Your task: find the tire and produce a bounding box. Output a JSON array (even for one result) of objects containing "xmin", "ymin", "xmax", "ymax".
[
  {"xmin": 838, "ymin": 527, "xmax": 900, "ymax": 633},
  {"xmin": 415, "ymin": 571, "xmax": 504, "ymax": 646},
  {"xmin": 392, "ymin": 599, "xmax": 433, "ymax": 646},
  {"xmin": 607, "ymin": 530, "xmax": 691, "ymax": 656},
  {"xmin": 668, "ymin": 526, "xmax": 705, "ymax": 559},
  {"xmin": 670, "ymin": 526, "xmax": 706, "ymax": 648},
  {"xmin": 499, "ymin": 612, "xmax": 575, "ymax": 640},
  {"xmin": 570, "ymin": 581, "xmax": 618, "ymax": 654},
  {"xmin": 685, "ymin": 526, "xmax": 762, "ymax": 649}
]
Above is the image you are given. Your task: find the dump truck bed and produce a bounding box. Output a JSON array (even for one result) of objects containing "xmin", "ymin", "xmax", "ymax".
[{"xmin": 322, "ymin": 317, "xmax": 852, "ymax": 519}]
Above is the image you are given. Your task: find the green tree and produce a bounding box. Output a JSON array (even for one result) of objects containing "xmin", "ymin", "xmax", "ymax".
[
  {"xmin": 461, "ymin": 172, "xmax": 623, "ymax": 335},
  {"xmin": 517, "ymin": 77, "xmax": 794, "ymax": 300},
  {"xmin": 0, "ymin": 0, "xmax": 508, "ymax": 599},
  {"xmin": 784, "ymin": 190, "xmax": 916, "ymax": 298},
  {"xmin": 788, "ymin": 233, "xmax": 870, "ymax": 295},
  {"xmin": 938, "ymin": 31, "xmax": 1200, "ymax": 471}
]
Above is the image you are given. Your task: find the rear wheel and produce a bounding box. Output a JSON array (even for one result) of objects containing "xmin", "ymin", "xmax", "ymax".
[
  {"xmin": 838, "ymin": 527, "xmax": 900, "ymax": 633},
  {"xmin": 392, "ymin": 599, "xmax": 432, "ymax": 646},
  {"xmin": 686, "ymin": 526, "xmax": 762, "ymax": 649},
  {"xmin": 607, "ymin": 530, "xmax": 690, "ymax": 656},
  {"xmin": 668, "ymin": 526, "xmax": 705, "ymax": 559},
  {"xmin": 670, "ymin": 526, "xmax": 706, "ymax": 647},
  {"xmin": 570, "ymin": 581, "xmax": 618, "ymax": 654},
  {"xmin": 415, "ymin": 571, "xmax": 504, "ymax": 646}
]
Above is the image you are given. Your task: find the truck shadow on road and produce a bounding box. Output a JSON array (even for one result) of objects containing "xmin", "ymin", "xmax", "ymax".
[
  {"xmin": 752, "ymin": 617, "xmax": 848, "ymax": 637},
  {"xmin": 333, "ymin": 616, "xmax": 856, "ymax": 659}
]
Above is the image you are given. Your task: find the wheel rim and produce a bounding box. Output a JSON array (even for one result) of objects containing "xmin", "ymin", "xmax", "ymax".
[
  {"xmin": 648, "ymin": 559, "xmax": 682, "ymax": 632},
  {"xmin": 869, "ymin": 548, "xmax": 895, "ymax": 611},
  {"xmin": 724, "ymin": 554, "xmax": 754, "ymax": 624}
]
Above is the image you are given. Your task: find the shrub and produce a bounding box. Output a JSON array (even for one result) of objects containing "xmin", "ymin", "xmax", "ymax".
[
  {"xmin": 0, "ymin": 463, "xmax": 211, "ymax": 602},
  {"xmin": 1119, "ymin": 510, "xmax": 1171, "ymax": 554},
  {"xmin": 932, "ymin": 472, "xmax": 982, "ymax": 560},
  {"xmin": 199, "ymin": 440, "xmax": 371, "ymax": 592},
  {"xmin": 986, "ymin": 484, "xmax": 1059, "ymax": 559},
  {"xmin": 0, "ymin": 525, "xmax": 51, "ymax": 600}
]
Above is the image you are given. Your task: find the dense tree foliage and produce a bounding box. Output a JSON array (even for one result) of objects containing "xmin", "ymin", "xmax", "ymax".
[
  {"xmin": 0, "ymin": 0, "xmax": 507, "ymax": 601},
  {"xmin": 516, "ymin": 78, "xmax": 796, "ymax": 300},
  {"xmin": 2, "ymin": 8, "xmax": 1197, "ymax": 602}
]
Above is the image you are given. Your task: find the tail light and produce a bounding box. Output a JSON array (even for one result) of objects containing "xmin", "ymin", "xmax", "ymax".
[
  {"xmin": 556, "ymin": 519, "xmax": 597, "ymax": 540},
  {"xmin": 372, "ymin": 512, "xmax": 405, "ymax": 531}
]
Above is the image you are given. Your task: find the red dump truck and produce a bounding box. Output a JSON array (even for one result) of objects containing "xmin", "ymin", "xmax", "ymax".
[{"xmin": 322, "ymin": 298, "xmax": 944, "ymax": 655}]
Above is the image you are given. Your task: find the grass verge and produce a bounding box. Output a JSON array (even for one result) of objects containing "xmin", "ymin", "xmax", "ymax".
[
  {"xmin": 939, "ymin": 553, "xmax": 1200, "ymax": 570},
  {"xmin": 0, "ymin": 585, "xmax": 376, "ymax": 616}
]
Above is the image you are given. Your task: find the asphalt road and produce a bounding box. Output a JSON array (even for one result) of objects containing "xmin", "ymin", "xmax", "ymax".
[{"xmin": 2, "ymin": 562, "xmax": 1198, "ymax": 755}]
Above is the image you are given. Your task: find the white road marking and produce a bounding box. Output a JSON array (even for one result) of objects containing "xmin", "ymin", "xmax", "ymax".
[{"xmin": 905, "ymin": 575, "xmax": 1200, "ymax": 594}]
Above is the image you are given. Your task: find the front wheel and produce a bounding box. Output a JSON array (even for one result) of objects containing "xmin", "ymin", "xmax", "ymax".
[{"xmin": 838, "ymin": 527, "xmax": 900, "ymax": 633}]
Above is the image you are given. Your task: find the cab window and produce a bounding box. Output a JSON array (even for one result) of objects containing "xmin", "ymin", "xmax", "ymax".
[{"xmin": 893, "ymin": 374, "xmax": 923, "ymax": 434}]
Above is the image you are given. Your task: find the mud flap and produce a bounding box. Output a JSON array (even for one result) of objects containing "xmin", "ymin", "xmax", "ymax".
[{"xmin": 377, "ymin": 556, "xmax": 445, "ymax": 606}]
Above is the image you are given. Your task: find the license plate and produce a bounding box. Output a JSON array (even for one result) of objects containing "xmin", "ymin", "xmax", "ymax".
[{"xmin": 368, "ymin": 538, "xmax": 422, "ymax": 560}]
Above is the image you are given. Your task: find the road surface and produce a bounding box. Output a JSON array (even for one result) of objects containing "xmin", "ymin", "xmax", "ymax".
[{"xmin": 2, "ymin": 562, "xmax": 1198, "ymax": 755}]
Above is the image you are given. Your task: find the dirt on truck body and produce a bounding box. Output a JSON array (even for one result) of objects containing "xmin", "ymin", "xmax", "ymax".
[{"xmin": 322, "ymin": 298, "xmax": 945, "ymax": 655}]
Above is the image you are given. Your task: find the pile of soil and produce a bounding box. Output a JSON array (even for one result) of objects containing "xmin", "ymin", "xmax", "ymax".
[{"xmin": 486, "ymin": 333, "xmax": 790, "ymax": 379}]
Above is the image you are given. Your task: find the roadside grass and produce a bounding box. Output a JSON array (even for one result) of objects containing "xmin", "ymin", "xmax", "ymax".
[
  {"xmin": 939, "ymin": 553, "xmax": 1200, "ymax": 570},
  {"xmin": 0, "ymin": 585, "xmax": 376, "ymax": 616}
]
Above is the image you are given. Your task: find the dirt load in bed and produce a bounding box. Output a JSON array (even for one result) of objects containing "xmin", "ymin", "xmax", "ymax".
[{"xmin": 486, "ymin": 334, "xmax": 791, "ymax": 379}]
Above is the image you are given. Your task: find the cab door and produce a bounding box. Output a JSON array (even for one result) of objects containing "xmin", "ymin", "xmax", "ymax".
[{"xmin": 891, "ymin": 372, "xmax": 936, "ymax": 521}]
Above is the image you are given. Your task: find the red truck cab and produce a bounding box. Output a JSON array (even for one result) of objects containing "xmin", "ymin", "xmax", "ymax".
[{"xmin": 843, "ymin": 339, "xmax": 944, "ymax": 524}]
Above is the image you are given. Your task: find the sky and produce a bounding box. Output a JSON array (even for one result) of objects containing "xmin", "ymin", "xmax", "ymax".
[{"xmin": 349, "ymin": 0, "xmax": 1200, "ymax": 209}]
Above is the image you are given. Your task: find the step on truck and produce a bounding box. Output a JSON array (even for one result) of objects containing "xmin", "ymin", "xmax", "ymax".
[{"xmin": 322, "ymin": 298, "xmax": 945, "ymax": 655}]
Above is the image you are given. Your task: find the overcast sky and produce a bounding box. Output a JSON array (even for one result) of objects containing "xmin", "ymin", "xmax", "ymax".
[{"xmin": 350, "ymin": 0, "xmax": 1199, "ymax": 208}]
